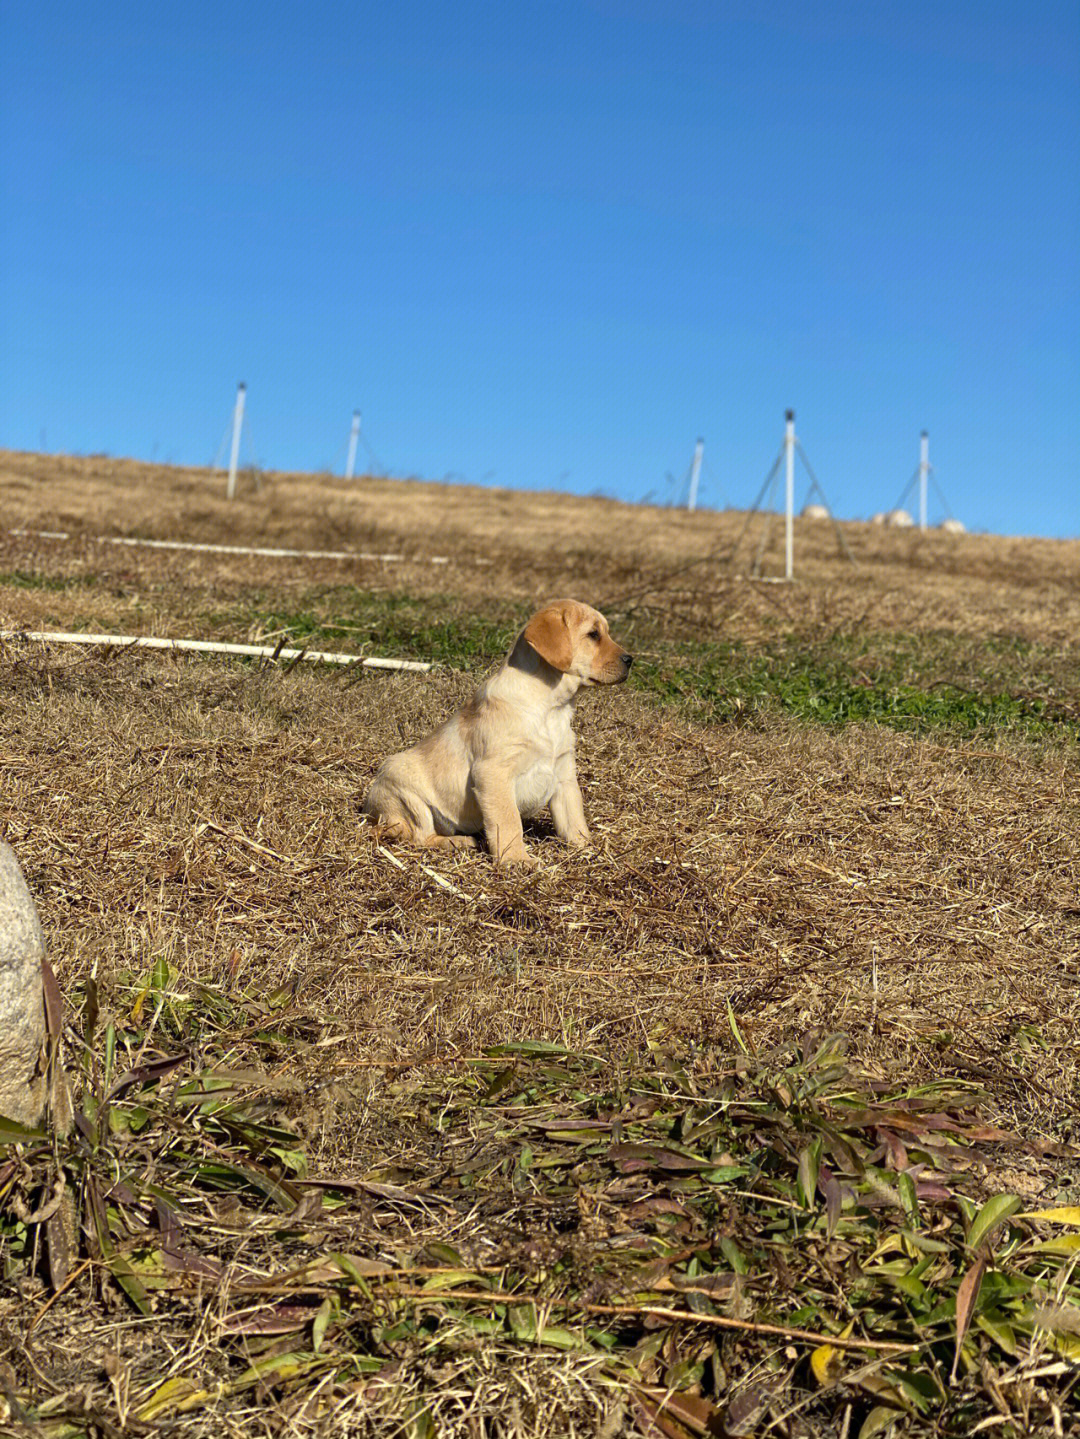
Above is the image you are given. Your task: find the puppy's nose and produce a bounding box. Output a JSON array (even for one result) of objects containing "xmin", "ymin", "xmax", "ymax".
[{"xmin": 622, "ymin": 652, "xmax": 633, "ymax": 668}]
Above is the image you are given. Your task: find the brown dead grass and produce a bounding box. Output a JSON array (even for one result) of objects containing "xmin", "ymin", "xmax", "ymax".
[
  {"xmin": 4, "ymin": 448, "xmax": 1080, "ymax": 648},
  {"xmin": 2, "ymin": 650, "xmax": 1076, "ymax": 1129},
  {"xmin": 2, "ymin": 452, "xmax": 1079, "ymax": 1435}
]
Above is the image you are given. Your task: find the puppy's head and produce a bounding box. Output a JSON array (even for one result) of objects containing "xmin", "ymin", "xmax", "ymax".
[{"xmin": 521, "ymin": 600, "xmax": 632, "ymax": 686}]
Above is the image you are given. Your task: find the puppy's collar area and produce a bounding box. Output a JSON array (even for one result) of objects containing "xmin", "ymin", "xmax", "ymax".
[
  {"xmin": 509, "ymin": 635, "xmax": 575, "ymax": 681},
  {"xmin": 497, "ymin": 652, "xmax": 583, "ymax": 709},
  {"xmin": 519, "ymin": 642, "xmax": 570, "ymax": 677}
]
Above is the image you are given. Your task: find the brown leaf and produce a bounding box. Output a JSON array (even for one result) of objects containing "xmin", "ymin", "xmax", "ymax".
[
  {"xmin": 158, "ymin": 1246, "xmax": 223, "ymax": 1279},
  {"xmin": 823, "ymin": 1172, "xmax": 842, "ymax": 1237},
  {"xmin": 46, "ymin": 1182, "xmax": 77, "ymax": 1291},
  {"xmin": 40, "ymin": 954, "xmax": 64, "ymax": 1038},
  {"xmin": 609, "ymin": 1143, "xmax": 712, "ymax": 1173},
  {"xmin": 722, "ymin": 1380, "xmax": 778, "ymax": 1436},
  {"xmin": 876, "ymin": 1128, "xmax": 909, "ymax": 1170},
  {"xmin": 626, "ymin": 1197, "xmax": 694, "ymax": 1222},
  {"xmin": 659, "ymin": 1391, "xmax": 726, "ymax": 1436},
  {"xmin": 106, "ymin": 1052, "xmax": 190, "ymax": 1101},
  {"xmin": 951, "ymin": 1253, "xmax": 988, "ymax": 1384},
  {"xmin": 631, "ymin": 1388, "xmax": 726, "ymax": 1439},
  {"xmin": 914, "ymin": 1180, "xmax": 952, "ymax": 1201},
  {"xmin": 631, "ymin": 1390, "xmax": 694, "ymax": 1439},
  {"xmin": 220, "ymin": 1303, "xmax": 316, "ymax": 1335},
  {"xmin": 665, "ymin": 1272, "xmax": 737, "ymax": 1298}
]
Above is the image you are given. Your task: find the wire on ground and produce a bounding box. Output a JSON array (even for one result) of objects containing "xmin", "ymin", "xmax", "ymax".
[{"xmin": 0, "ymin": 630, "xmax": 431, "ymax": 672}]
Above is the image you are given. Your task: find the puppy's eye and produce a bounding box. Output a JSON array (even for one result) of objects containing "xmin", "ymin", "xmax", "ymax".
[{"xmin": 588, "ymin": 628, "xmax": 601, "ymax": 641}]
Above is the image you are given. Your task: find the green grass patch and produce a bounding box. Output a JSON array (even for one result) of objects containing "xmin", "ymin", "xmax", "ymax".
[
  {"xmin": 218, "ymin": 586, "xmax": 1078, "ymax": 740},
  {"xmin": 216, "ymin": 588, "xmax": 527, "ymax": 669},
  {"xmin": 0, "ymin": 568, "xmax": 100, "ymax": 592},
  {"xmin": 639, "ymin": 631, "xmax": 1076, "ymax": 739}
]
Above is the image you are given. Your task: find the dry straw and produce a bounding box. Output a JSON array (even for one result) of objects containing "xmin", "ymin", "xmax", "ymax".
[{"xmin": 1, "ymin": 449, "xmax": 1078, "ymax": 1437}]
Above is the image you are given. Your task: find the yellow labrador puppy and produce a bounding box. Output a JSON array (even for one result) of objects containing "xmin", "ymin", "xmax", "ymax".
[{"xmin": 363, "ymin": 599, "xmax": 632, "ymax": 868}]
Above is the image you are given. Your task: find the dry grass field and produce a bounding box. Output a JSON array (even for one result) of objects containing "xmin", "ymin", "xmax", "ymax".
[{"xmin": 1, "ymin": 450, "xmax": 1079, "ymax": 1437}]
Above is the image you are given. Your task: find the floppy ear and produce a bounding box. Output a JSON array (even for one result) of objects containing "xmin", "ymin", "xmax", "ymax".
[{"xmin": 523, "ymin": 605, "xmax": 574, "ymax": 672}]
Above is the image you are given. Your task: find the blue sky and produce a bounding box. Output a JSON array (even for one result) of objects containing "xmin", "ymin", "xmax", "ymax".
[{"xmin": 2, "ymin": 1, "xmax": 1077, "ymax": 536}]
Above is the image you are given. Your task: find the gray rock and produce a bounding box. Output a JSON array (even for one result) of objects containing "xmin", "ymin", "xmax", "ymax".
[{"xmin": 0, "ymin": 841, "xmax": 49, "ymax": 1126}]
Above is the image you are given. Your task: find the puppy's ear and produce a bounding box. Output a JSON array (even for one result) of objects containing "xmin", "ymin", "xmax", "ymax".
[{"xmin": 523, "ymin": 605, "xmax": 574, "ymax": 672}]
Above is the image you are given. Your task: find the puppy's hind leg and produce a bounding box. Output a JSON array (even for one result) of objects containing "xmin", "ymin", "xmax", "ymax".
[
  {"xmin": 421, "ymin": 833, "xmax": 477, "ymax": 851},
  {"xmin": 364, "ymin": 787, "xmax": 476, "ymax": 853},
  {"xmin": 362, "ymin": 786, "xmax": 429, "ymax": 847}
]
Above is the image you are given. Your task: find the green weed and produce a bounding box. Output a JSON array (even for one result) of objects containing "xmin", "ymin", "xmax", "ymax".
[
  {"xmin": 223, "ymin": 586, "xmax": 1078, "ymax": 740},
  {"xmin": 218, "ymin": 588, "xmax": 526, "ymax": 669},
  {"xmin": 6, "ymin": 1011, "xmax": 1079, "ymax": 1435},
  {"xmin": 638, "ymin": 633, "xmax": 1073, "ymax": 738},
  {"xmin": 0, "ymin": 569, "xmax": 100, "ymax": 592}
]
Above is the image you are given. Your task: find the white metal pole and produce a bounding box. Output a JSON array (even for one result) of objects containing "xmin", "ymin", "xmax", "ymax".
[
  {"xmin": 919, "ymin": 431, "xmax": 929, "ymax": 532},
  {"xmin": 226, "ymin": 383, "xmax": 246, "ymax": 500},
  {"xmin": 345, "ymin": 409, "xmax": 361, "ymax": 481},
  {"xmin": 784, "ymin": 409, "xmax": 795, "ymax": 580},
  {"xmin": 687, "ymin": 437, "xmax": 704, "ymax": 512}
]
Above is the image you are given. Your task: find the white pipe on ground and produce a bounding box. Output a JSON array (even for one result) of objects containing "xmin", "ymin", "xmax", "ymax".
[{"xmin": 0, "ymin": 630, "xmax": 431, "ymax": 671}]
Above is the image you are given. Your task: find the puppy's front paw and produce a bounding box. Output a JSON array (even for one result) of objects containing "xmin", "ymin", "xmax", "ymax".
[{"xmin": 499, "ymin": 849, "xmax": 538, "ymax": 872}]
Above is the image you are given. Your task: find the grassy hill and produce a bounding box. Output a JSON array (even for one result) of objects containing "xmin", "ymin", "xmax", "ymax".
[{"xmin": 2, "ymin": 451, "xmax": 1078, "ymax": 1437}]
